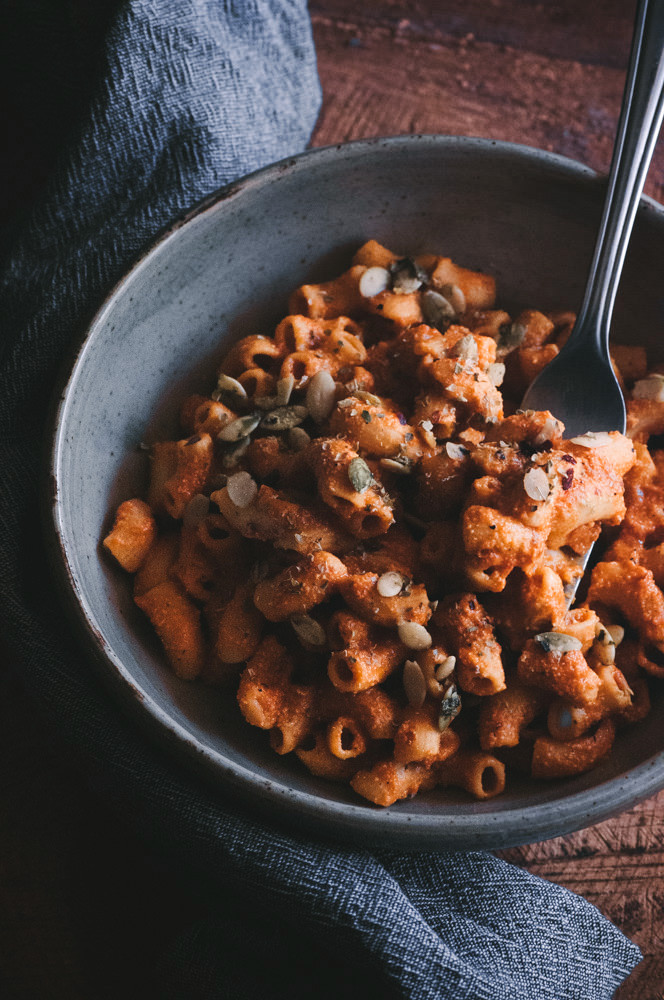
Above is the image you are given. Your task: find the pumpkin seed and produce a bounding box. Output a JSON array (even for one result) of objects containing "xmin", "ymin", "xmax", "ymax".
[
  {"xmin": 390, "ymin": 257, "xmax": 427, "ymax": 294},
  {"xmin": 606, "ymin": 624, "xmax": 625, "ymax": 646},
  {"xmin": 595, "ymin": 624, "xmax": 610, "ymax": 644},
  {"xmin": 276, "ymin": 375, "xmax": 295, "ymax": 406},
  {"xmin": 306, "ymin": 370, "xmax": 336, "ymax": 422},
  {"xmin": 487, "ymin": 362, "xmax": 505, "ymax": 386},
  {"xmin": 597, "ymin": 641, "xmax": 616, "ymax": 665},
  {"xmin": 435, "ymin": 655, "xmax": 456, "ymax": 681},
  {"xmin": 260, "ymin": 405, "xmax": 308, "ymax": 432},
  {"xmin": 183, "ymin": 493, "xmax": 210, "ymax": 528},
  {"xmin": 218, "ymin": 413, "xmax": 261, "ymax": 442},
  {"xmin": 213, "ymin": 373, "xmax": 247, "ymax": 403},
  {"xmin": 450, "ymin": 334, "xmax": 479, "ymax": 363},
  {"xmin": 226, "ymin": 471, "xmax": 258, "ymax": 507},
  {"xmin": 348, "ymin": 457, "xmax": 372, "ymax": 493},
  {"xmin": 439, "ymin": 282, "xmax": 466, "ymax": 315},
  {"xmin": 403, "ymin": 659, "xmax": 427, "ymax": 708},
  {"xmin": 438, "ymin": 683, "xmax": 461, "ymax": 731},
  {"xmin": 221, "ymin": 437, "xmax": 251, "ymax": 469},
  {"xmin": 498, "ymin": 321, "xmax": 526, "ymax": 351},
  {"xmin": 569, "ymin": 431, "xmax": 612, "ymax": 448},
  {"xmin": 445, "ymin": 442, "xmax": 469, "ymax": 461},
  {"xmin": 353, "ymin": 390, "xmax": 382, "ymax": 406},
  {"xmin": 359, "ymin": 266, "xmax": 391, "ymax": 298},
  {"xmin": 379, "ymin": 457, "xmax": 412, "ymax": 475},
  {"xmin": 534, "ymin": 416, "xmax": 562, "ymax": 445},
  {"xmin": 398, "ymin": 621, "xmax": 432, "ymax": 650},
  {"xmin": 288, "ymin": 426, "xmax": 311, "ymax": 451},
  {"xmin": 535, "ymin": 631, "xmax": 583, "ymax": 655},
  {"xmin": 523, "ymin": 467, "xmax": 550, "ymax": 501},
  {"xmin": 377, "ymin": 571, "xmax": 404, "ymax": 598},
  {"xmin": 253, "ymin": 395, "xmax": 278, "ymax": 410},
  {"xmin": 633, "ymin": 373, "xmax": 664, "ymax": 401},
  {"xmin": 291, "ymin": 614, "xmax": 327, "ymax": 646},
  {"xmin": 422, "ymin": 289, "xmax": 455, "ymax": 330}
]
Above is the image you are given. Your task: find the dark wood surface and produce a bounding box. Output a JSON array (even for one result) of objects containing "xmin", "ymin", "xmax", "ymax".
[
  {"xmin": 2, "ymin": 1, "xmax": 663, "ymax": 997},
  {"xmin": 309, "ymin": 5, "xmax": 663, "ymax": 995}
]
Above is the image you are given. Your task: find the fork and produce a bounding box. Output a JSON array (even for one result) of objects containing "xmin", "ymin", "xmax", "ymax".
[{"xmin": 520, "ymin": 0, "xmax": 664, "ymax": 599}]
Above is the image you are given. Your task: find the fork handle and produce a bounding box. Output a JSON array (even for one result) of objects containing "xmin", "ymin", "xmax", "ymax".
[{"xmin": 571, "ymin": 0, "xmax": 664, "ymax": 350}]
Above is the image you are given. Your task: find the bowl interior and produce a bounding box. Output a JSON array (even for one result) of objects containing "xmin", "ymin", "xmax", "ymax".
[{"xmin": 50, "ymin": 137, "xmax": 664, "ymax": 848}]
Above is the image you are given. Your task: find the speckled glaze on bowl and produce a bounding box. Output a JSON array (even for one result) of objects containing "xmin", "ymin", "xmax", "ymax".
[{"xmin": 47, "ymin": 136, "xmax": 664, "ymax": 850}]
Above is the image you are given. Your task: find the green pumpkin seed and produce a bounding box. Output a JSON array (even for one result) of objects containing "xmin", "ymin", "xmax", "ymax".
[
  {"xmin": 535, "ymin": 632, "xmax": 583, "ymax": 655},
  {"xmin": 438, "ymin": 683, "xmax": 461, "ymax": 731},
  {"xmin": 439, "ymin": 282, "xmax": 466, "ymax": 315},
  {"xmin": 222, "ymin": 437, "xmax": 251, "ymax": 469},
  {"xmin": 422, "ymin": 289, "xmax": 455, "ymax": 330},
  {"xmin": 291, "ymin": 614, "xmax": 327, "ymax": 646},
  {"xmin": 213, "ymin": 373, "xmax": 248, "ymax": 403},
  {"xmin": 403, "ymin": 659, "xmax": 427, "ymax": 708},
  {"xmin": 348, "ymin": 457, "xmax": 373, "ymax": 493},
  {"xmin": 260, "ymin": 405, "xmax": 308, "ymax": 432},
  {"xmin": 498, "ymin": 321, "xmax": 526, "ymax": 351},
  {"xmin": 390, "ymin": 257, "xmax": 427, "ymax": 294},
  {"xmin": 218, "ymin": 413, "xmax": 261, "ymax": 442}
]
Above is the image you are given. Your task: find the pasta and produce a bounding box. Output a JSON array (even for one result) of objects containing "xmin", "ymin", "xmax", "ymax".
[{"xmin": 104, "ymin": 240, "xmax": 663, "ymax": 807}]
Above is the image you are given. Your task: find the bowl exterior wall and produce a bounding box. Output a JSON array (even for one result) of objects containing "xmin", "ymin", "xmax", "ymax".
[{"xmin": 49, "ymin": 136, "xmax": 664, "ymax": 848}]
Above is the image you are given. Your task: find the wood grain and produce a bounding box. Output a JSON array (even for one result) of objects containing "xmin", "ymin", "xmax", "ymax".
[
  {"xmin": 311, "ymin": 0, "xmax": 664, "ymax": 204},
  {"xmin": 310, "ymin": 0, "xmax": 637, "ymax": 67}
]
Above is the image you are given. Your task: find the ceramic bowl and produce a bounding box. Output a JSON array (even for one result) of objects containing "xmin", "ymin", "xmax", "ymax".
[{"xmin": 47, "ymin": 135, "xmax": 664, "ymax": 849}]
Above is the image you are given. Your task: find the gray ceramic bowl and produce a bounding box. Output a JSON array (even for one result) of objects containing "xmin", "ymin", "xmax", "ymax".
[{"xmin": 47, "ymin": 135, "xmax": 664, "ymax": 850}]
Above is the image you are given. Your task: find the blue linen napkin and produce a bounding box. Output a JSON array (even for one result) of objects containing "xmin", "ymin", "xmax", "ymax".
[{"xmin": 0, "ymin": 2, "xmax": 642, "ymax": 996}]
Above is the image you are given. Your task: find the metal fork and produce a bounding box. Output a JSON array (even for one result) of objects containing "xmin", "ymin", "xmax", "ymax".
[{"xmin": 520, "ymin": 0, "xmax": 664, "ymax": 599}]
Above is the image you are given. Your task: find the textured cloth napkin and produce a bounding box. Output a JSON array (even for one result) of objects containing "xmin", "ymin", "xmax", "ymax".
[{"xmin": 0, "ymin": 2, "xmax": 643, "ymax": 997}]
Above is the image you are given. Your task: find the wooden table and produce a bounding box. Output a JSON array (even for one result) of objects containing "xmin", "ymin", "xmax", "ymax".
[
  {"xmin": 2, "ymin": 1, "xmax": 662, "ymax": 996},
  {"xmin": 310, "ymin": 5, "xmax": 664, "ymax": 995}
]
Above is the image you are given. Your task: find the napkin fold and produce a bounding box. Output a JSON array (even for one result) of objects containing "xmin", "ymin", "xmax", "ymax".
[{"xmin": 0, "ymin": 2, "xmax": 642, "ymax": 997}]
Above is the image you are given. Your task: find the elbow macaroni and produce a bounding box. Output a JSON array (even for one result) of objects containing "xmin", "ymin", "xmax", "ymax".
[{"xmin": 104, "ymin": 240, "xmax": 660, "ymax": 806}]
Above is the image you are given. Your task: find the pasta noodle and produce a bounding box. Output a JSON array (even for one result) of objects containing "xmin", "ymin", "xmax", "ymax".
[{"xmin": 103, "ymin": 239, "xmax": 662, "ymax": 806}]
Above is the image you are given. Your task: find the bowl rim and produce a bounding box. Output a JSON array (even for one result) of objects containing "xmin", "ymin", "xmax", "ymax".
[{"xmin": 45, "ymin": 133, "xmax": 664, "ymax": 850}]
